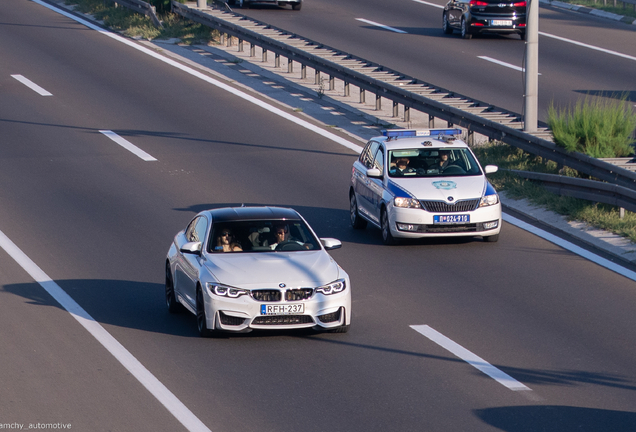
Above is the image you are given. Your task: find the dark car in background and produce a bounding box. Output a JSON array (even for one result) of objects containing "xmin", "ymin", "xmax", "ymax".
[
  {"xmin": 443, "ymin": 0, "xmax": 526, "ymax": 40},
  {"xmin": 231, "ymin": 0, "xmax": 302, "ymax": 10}
]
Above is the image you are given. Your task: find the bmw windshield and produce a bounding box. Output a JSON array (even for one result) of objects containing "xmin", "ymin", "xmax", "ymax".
[{"xmin": 388, "ymin": 148, "xmax": 482, "ymax": 178}]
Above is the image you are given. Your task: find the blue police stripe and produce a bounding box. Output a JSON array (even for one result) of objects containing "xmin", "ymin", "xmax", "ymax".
[
  {"xmin": 387, "ymin": 180, "xmax": 414, "ymax": 199},
  {"xmin": 485, "ymin": 181, "xmax": 497, "ymax": 196}
]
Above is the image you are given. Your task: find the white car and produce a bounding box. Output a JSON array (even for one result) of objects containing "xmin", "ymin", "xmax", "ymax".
[
  {"xmin": 166, "ymin": 207, "xmax": 351, "ymax": 336},
  {"xmin": 350, "ymin": 128, "xmax": 502, "ymax": 244}
]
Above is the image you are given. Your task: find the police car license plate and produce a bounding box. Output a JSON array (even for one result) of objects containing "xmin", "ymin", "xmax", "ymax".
[
  {"xmin": 261, "ymin": 304, "xmax": 304, "ymax": 315},
  {"xmin": 434, "ymin": 215, "xmax": 470, "ymax": 224},
  {"xmin": 491, "ymin": 20, "xmax": 513, "ymax": 26}
]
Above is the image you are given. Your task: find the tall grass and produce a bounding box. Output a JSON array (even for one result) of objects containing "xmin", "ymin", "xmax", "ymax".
[{"xmin": 548, "ymin": 94, "xmax": 636, "ymax": 158}]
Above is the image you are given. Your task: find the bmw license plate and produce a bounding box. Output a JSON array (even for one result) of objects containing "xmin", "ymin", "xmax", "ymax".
[
  {"xmin": 261, "ymin": 304, "xmax": 305, "ymax": 315},
  {"xmin": 491, "ymin": 20, "xmax": 513, "ymax": 26},
  {"xmin": 434, "ymin": 214, "xmax": 470, "ymax": 224}
]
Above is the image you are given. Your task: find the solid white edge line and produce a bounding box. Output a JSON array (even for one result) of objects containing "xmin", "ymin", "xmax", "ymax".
[
  {"xmin": 31, "ymin": 0, "xmax": 363, "ymax": 156},
  {"xmin": 355, "ymin": 18, "xmax": 408, "ymax": 34},
  {"xmin": 503, "ymin": 213, "xmax": 636, "ymax": 282},
  {"xmin": 410, "ymin": 325, "xmax": 531, "ymax": 391},
  {"xmin": 0, "ymin": 230, "xmax": 212, "ymax": 432},
  {"xmin": 99, "ymin": 130, "xmax": 157, "ymax": 161},
  {"xmin": 11, "ymin": 74, "xmax": 53, "ymax": 96}
]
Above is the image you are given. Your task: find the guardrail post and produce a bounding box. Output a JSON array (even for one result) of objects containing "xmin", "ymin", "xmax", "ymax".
[
  {"xmin": 262, "ymin": 49, "xmax": 268, "ymax": 62},
  {"xmin": 392, "ymin": 101, "xmax": 399, "ymax": 118},
  {"xmin": 375, "ymin": 94, "xmax": 381, "ymax": 111},
  {"xmin": 360, "ymin": 89, "xmax": 365, "ymax": 104},
  {"xmin": 197, "ymin": 0, "xmax": 206, "ymax": 7},
  {"xmin": 301, "ymin": 64, "xmax": 307, "ymax": 79},
  {"xmin": 315, "ymin": 70, "xmax": 321, "ymax": 85},
  {"xmin": 275, "ymin": 53, "xmax": 280, "ymax": 68},
  {"xmin": 220, "ymin": 33, "xmax": 225, "ymax": 45},
  {"xmin": 447, "ymin": 121, "xmax": 453, "ymax": 128},
  {"xmin": 226, "ymin": 34, "xmax": 232, "ymax": 47},
  {"xmin": 429, "ymin": 114, "xmax": 435, "ymax": 128},
  {"xmin": 238, "ymin": 39, "xmax": 244, "ymax": 52},
  {"xmin": 288, "ymin": 58, "xmax": 293, "ymax": 73},
  {"xmin": 620, "ymin": 208, "xmax": 625, "ymax": 219},
  {"xmin": 250, "ymin": 43, "xmax": 255, "ymax": 57},
  {"xmin": 467, "ymin": 130, "xmax": 474, "ymax": 147},
  {"xmin": 344, "ymin": 82, "xmax": 350, "ymax": 97},
  {"xmin": 329, "ymin": 75, "xmax": 335, "ymax": 91},
  {"xmin": 404, "ymin": 106, "xmax": 410, "ymax": 122}
]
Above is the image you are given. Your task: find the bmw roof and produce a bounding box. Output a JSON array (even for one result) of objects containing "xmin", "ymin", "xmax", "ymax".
[{"xmin": 207, "ymin": 206, "xmax": 302, "ymax": 222}]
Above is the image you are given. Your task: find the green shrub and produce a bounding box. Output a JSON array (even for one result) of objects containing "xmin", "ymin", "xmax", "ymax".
[{"xmin": 548, "ymin": 94, "xmax": 636, "ymax": 158}]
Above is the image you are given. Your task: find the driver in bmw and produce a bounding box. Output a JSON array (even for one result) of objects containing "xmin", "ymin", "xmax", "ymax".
[{"xmin": 269, "ymin": 224, "xmax": 310, "ymax": 250}]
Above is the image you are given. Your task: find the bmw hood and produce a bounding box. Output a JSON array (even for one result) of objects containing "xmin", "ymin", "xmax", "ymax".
[
  {"xmin": 203, "ymin": 251, "xmax": 341, "ymax": 288},
  {"xmin": 389, "ymin": 176, "xmax": 487, "ymax": 201}
]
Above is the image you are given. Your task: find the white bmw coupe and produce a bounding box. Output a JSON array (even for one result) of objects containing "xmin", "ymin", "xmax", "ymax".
[{"xmin": 166, "ymin": 207, "xmax": 351, "ymax": 336}]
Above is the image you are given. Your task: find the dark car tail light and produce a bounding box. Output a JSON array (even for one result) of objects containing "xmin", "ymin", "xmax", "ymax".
[
  {"xmin": 469, "ymin": 0, "xmax": 489, "ymax": 5},
  {"xmin": 513, "ymin": 1, "xmax": 527, "ymax": 5}
]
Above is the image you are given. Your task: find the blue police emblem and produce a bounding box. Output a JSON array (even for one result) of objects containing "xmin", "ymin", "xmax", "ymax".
[{"xmin": 432, "ymin": 181, "xmax": 457, "ymax": 190}]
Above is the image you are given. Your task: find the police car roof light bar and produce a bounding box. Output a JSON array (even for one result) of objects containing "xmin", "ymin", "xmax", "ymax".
[{"xmin": 381, "ymin": 128, "xmax": 463, "ymax": 139}]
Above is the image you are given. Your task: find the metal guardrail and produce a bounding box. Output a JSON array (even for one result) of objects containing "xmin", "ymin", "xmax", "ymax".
[
  {"xmin": 170, "ymin": 1, "xmax": 636, "ymax": 191},
  {"xmin": 510, "ymin": 170, "xmax": 636, "ymax": 213},
  {"xmin": 111, "ymin": 0, "xmax": 163, "ymax": 28}
]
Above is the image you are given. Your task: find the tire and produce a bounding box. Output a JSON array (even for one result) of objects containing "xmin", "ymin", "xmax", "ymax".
[
  {"xmin": 292, "ymin": 2, "xmax": 301, "ymax": 10},
  {"xmin": 350, "ymin": 192, "xmax": 367, "ymax": 229},
  {"xmin": 196, "ymin": 286, "xmax": 214, "ymax": 337},
  {"xmin": 519, "ymin": 31, "xmax": 526, "ymax": 41},
  {"xmin": 461, "ymin": 18, "xmax": 472, "ymax": 39},
  {"xmin": 483, "ymin": 234, "xmax": 499, "ymax": 243},
  {"xmin": 165, "ymin": 262, "xmax": 183, "ymax": 313},
  {"xmin": 442, "ymin": 13, "xmax": 453, "ymax": 34},
  {"xmin": 381, "ymin": 208, "xmax": 397, "ymax": 245}
]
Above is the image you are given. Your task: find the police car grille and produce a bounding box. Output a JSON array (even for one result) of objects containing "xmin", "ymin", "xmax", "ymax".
[
  {"xmin": 251, "ymin": 290, "xmax": 281, "ymax": 302},
  {"xmin": 285, "ymin": 288, "xmax": 314, "ymax": 301},
  {"xmin": 252, "ymin": 315, "xmax": 314, "ymax": 325},
  {"xmin": 421, "ymin": 199, "xmax": 479, "ymax": 212}
]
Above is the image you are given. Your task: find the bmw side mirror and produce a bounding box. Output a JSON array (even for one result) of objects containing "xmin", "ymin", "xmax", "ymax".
[
  {"xmin": 484, "ymin": 165, "xmax": 498, "ymax": 174},
  {"xmin": 366, "ymin": 168, "xmax": 382, "ymax": 178},
  {"xmin": 320, "ymin": 238, "xmax": 342, "ymax": 250},
  {"xmin": 180, "ymin": 241, "xmax": 202, "ymax": 254}
]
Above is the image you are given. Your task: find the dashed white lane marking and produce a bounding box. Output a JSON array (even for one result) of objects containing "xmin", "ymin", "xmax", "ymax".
[
  {"xmin": 504, "ymin": 214, "xmax": 636, "ymax": 282},
  {"xmin": 355, "ymin": 18, "xmax": 408, "ymax": 34},
  {"xmin": 478, "ymin": 56, "xmax": 542, "ymax": 74},
  {"xmin": 0, "ymin": 229, "xmax": 212, "ymax": 432},
  {"xmin": 411, "ymin": 325, "xmax": 532, "ymax": 392},
  {"xmin": 412, "ymin": 0, "xmax": 445, "ymax": 8},
  {"xmin": 99, "ymin": 130, "xmax": 157, "ymax": 161},
  {"xmin": 539, "ymin": 32, "xmax": 636, "ymax": 62},
  {"xmin": 11, "ymin": 74, "xmax": 53, "ymax": 96}
]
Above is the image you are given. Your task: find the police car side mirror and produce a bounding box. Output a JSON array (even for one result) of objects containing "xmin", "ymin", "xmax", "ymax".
[
  {"xmin": 484, "ymin": 165, "xmax": 498, "ymax": 174},
  {"xmin": 366, "ymin": 168, "xmax": 382, "ymax": 178}
]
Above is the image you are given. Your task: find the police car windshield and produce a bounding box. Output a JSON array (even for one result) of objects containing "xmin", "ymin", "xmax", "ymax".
[{"xmin": 388, "ymin": 148, "xmax": 481, "ymax": 178}]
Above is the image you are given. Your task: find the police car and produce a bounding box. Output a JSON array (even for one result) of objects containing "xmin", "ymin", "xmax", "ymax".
[{"xmin": 349, "ymin": 128, "xmax": 502, "ymax": 244}]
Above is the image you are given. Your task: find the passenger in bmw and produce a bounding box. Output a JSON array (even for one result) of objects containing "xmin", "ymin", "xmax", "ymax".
[
  {"xmin": 390, "ymin": 157, "xmax": 417, "ymax": 176},
  {"xmin": 215, "ymin": 229, "xmax": 243, "ymax": 252}
]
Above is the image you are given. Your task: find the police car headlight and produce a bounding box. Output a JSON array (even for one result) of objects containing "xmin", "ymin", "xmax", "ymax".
[
  {"xmin": 480, "ymin": 194, "xmax": 499, "ymax": 207},
  {"xmin": 316, "ymin": 279, "xmax": 346, "ymax": 295},
  {"xmin": 394, "ymin": 198, "xmax": 422, "ymax": 208},
  {"xmin": 206, "ymin": 282, "xmax": 249, "ymax": 298}
]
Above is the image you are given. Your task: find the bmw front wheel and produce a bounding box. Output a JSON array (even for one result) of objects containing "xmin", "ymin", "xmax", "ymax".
[
  {"xmin": 165, "ymin": 263, "xmax": 183, "ymax": 313},
  {"xmin": 196, "ymin": 286, "xmax": 214, "ymax": 337}
]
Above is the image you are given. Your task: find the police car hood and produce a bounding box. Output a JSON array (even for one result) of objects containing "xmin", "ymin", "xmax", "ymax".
[
  {"xmin": 204, "ymin": 250, "xmax": 341, "ymax": 288},
  {"xmin": 390, "ymin": 175, "xmax": 486, "ymax": 201}
]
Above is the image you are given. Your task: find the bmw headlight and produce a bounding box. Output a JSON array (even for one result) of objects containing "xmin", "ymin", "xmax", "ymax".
[
  {"xmin": 394, "ymin": 197, "xmax": 421, "ymax": 208},
  {"xmin": 480, "ymin": 193, "xmax": 499, "ymax": 207},
  {"xmin": 206, "ymin": 282, "xmax": 249, "ymax": 298},
  {"xmin": 315, "ymin": 279, "xmax": 346, "ymax": 295}
]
